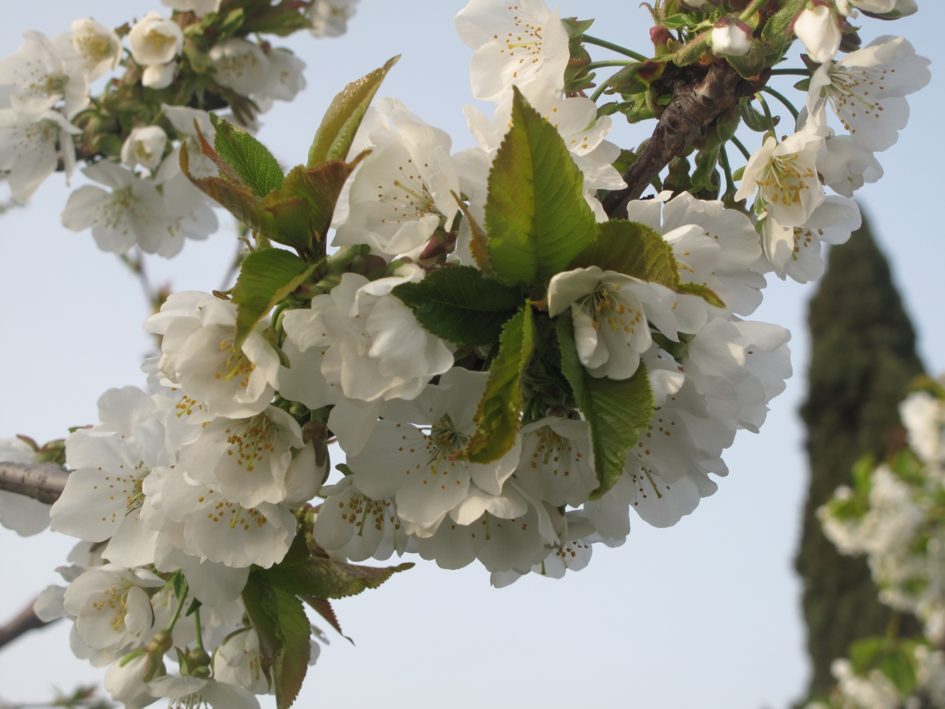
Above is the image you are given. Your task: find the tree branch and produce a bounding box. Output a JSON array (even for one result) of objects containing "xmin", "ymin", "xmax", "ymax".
[
  {"xmin": 602, "ymin": 61, "xmax": 758, "ymax": 218},
  {"xmin": 0, "ymin": 462, "xmax": 69, "ymax": 504},
  {"xmin": 0, "ymin": 597, "xmax": 53, "ymax": 652}
]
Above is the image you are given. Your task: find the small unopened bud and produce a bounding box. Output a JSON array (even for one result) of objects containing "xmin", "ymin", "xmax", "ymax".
[
  {"xmin": 711, "ymin": 17, "xmax": 754, "ymax": 56},
  {"xmin": 793, "ymin": 1, "xmax": 841, "ymax": 64},
  {"xmin": 147, "ymin": 630, "xmax": 174, "ymax": 656},
  {"xmin": 650, "ymin": 25, "xmax": 673, "ymax": 50}
]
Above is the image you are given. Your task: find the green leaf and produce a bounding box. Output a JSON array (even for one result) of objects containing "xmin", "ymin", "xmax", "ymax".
[
  {"xmin": 556, "ymin": 316, "xmax": 654, "ymax": 496},
  {"xmin": 738, "ymin": 97, "xmax": 771, "ymax": 132},
  {"xmin": 242, "ymin": 572, "xmax": 310, "ymax": 709},
  {"xmin": 267, "ymin": 554, "xmax": 414, "ymax": 600},
  {"xmin": 232, "ymin": 248, "xmax": 318, "ymax": 347},
  {"xmin": 455, "ymin": 194, "xmax": 493, "ymax": 275},
  {"xmin": 260, "ymin": 159, "xmax": 360, "ymax": 253},
  {"xmin": 849, "ymin": 637, "xmax": 919, "ymax": 696},
  {"xmin": 485, "ymin": 87, "xmax": 597, "ymax": 287},
  {"xmin": 561, "ymin": 17, "xmax": 594, "ymax": 38},
  {"xmin": 678, "ymin": 282, "xmax": 725, "ymax": 309},
  {"xmin": 302, "ymin": 597, "xmax": 353, "ymax": 644},
  {"xmin": 604, "ymin": 62, "xmax": 648, "ymax": 95},
  {"xmin": 307, "ymin": 56, "xmax": 399, "ymax": 166},
  {"xmin": 180, "ymin": 142, "xmax": 275, "ymax": 234},
  {"xmin": 572, "ymin": 220, "xmax": 678, "ymax": 287},
  {"xmin": 392, "ymin": 266, "xmax": 522, "ymax": 347},
  {"xmin": 210, "ymin": 113, "xmax": 284, "ymax": 197},
  {"xmin": 464, "ymin": 306, "xmax": 535, "ymax": 463}
]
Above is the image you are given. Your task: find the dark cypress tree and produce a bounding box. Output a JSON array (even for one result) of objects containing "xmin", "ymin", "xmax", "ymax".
[{"xmin": 796, "ymin": 211, "xmax": 925, "ymax": 701}]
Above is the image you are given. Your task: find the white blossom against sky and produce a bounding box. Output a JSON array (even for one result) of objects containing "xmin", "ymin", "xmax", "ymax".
[{"xmin": 0, "ymin": 2, "xmax": 943, "ymax": 708}]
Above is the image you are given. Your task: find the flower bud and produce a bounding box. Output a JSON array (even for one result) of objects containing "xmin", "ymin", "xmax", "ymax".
[
  {"xmin": 129, "ymin": 11, "xmax": 183, "ymax": 67},
  {"xmin": 121, "ymin": 126, "xmax": 168, "ymax": 171},
  {"xmin": 70, "ymin": 18, "xmax": 121, "ymax": 81},
  {"xmin": 711, "ymin": 17, "xmax": 754, "ymax": 56},
  {"xmin": 161, "ymin": 0, "xmax": 223, "ymax": 16},
  {"xmin": 793, "ymin": 1, "xmax": 841, "ymax": 63},
  {"xmin": 208, "ymin": 38, "xmax": 269, "ymax": 97},
  {"xmin": 142, "ymin": 61, "xmax": 177, "ymax": 89}
]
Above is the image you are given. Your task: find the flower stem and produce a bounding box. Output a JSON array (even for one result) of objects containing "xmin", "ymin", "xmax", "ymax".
[
  {"xmin": 582, "ymin": 34, "xmax": 649, "ymax": 62},
  {"xmin": 739, "ymin": 0, "xmax": 768, "ymax": 21},
  {"xmin": 718, "ymin": 145, "xmax": 736, "ymax": 198},
  {"xmin": 166, "ymin": 577, "xmax": 190, "ymax": 632},
  {"xmin": 586, "ymin": 60, "xmax": 634, "ymax": 70},
  {"xmin": 769, "ymin": 68, "xmax": 810, "ymax": 76},
  {"xmin": 193, "ymin": 607, "xmax": 205, "ymax": 654},
  {"xmin": 755, "ymin": 92, "xmax": 778, "ymax": 135},
  {"xmin": 730, "ymin": 135, "xmax": 752, "ymax": 161},
  {"xmin": 761, "ymin": 85, "xmax": 800, "ymax": 122}
]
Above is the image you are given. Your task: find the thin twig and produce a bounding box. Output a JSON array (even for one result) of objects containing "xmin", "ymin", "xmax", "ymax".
[
  {"xmin": 0, "ymin": 597, "xmax": 53, "ymax": 652},
  {"xmin": 0, "ymin": 462, "xmax": 69, "ymax": 504}
]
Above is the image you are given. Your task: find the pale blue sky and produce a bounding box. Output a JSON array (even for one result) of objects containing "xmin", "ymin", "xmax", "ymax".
[{"xmin": 0, "ymin": 2, "xmax": 942, "ymax": 708}]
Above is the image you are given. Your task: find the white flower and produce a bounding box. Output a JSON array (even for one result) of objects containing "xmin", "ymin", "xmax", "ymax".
[
  {"xmin": 684, "ymin": 318, "xmax": 792, "ymax": 433},
  {"xmin": 900, "ymin": 391, "xmax": 944, "ymax": 466},
  {"xmin": 793, "ymin": 3, "xmax": 841, "ymax": 64},
  {"xmin": 735, "ymin": 129, "xmax": 824, "ymax": 226},
  {"xmin": 60, "ymin": 161, "xmax": 167, "ymax": 255},
  {"xmin": 162, "ymin": 0, "xmax": 223, "ymax": 16},
  {"xmin": 762, "ymin": 195, "xmax": 861, "ymax": 283},
  {"xmin": 121, "ymin": 126, "xmax": 167, "ymax": 172},
  {"xmin": 346, "ymin": 368, "xmax": 523, "ymax": 538},
  {"xmin": 145, "ymin": 466, "xmax": 296, "ymax": 568},
  {"xmin": 455, "ymin": 0, "xmax": 570, "ymax": 102},
  {"xmin": 0, "ymin": 96, "xmax": 79, "ymax": 203},
  {"xmin": 830, "ymin": 658, "xmax": 901, "ymax": 709},
  {"xmin": 837, "ymin": 0, "xmax": 917, "ymax": 17},
  {"xmin": 65, "ymin": 18, "xmax": 122, "ymax": 81},
  {"xmin": 308, "ymin": 0, "xmax": 359, "ymax": 37},
  {"xmin": 711, "ymin": 17, "xmax": 753, "ymax": 57},
  {"xmin": 282, "ymin": 267, "xmax": 453, "ymax": 406},
  {"xmin": 0, "ymin": 438, "xmax": 50, "ymax": 536},
  {"xmin": 145, "ymin": 291, "xmax": 281, "ymax": 418},
  {"xmin": 813, "ymin": 123, "xmax": 884, "ymax": 196},
  {"xmin": 50, "ymin": 386, "xmax": 175, "ymax": 567},
  {"xmin": 627, "ymin": 191, "xmax": 766, "ymax": 317},
  {"xmin": 63, "ymin": 566, "xmax": 164, "ymax": 661},
  {"xmin": 161, "ymin": 104, "xmax": 216, "ymax": 178},
  {"xmin": 104, "ymin": 652, "xmax": 162, "ymax": 707},
  {"xmin": 547, "ymin": 266, "xmax": 680, "ymax": 380},
  {"xmin": 151, "ymin": 148, "xmax": 219, "ymax": 256},
  {"xmin": 807, "ymin": 35, "xmax": 930, "ymax": 152},
  {"xmin": 149, "ymin": 674, "xmax": 259, "ymax": 709},
  {"xmin": 0, "ymin": 31, "xmax": 89, "ymax": 118},
  {"xmin": 333, "ymin": 98, "xmax": 460, "ymax": 258},
  {"xmin": 255, "ymin": 48, "xmax": 306, "ymax": 103},
  {"xmin": 314, "ymin": 477, "xmax": 408, "ymax": 562},
  {"xmin": 212, "ymin": 629, "xmax": 268, "ymax": 694},
  {"xmin": 129, "ymin": 12, "xmax": 183, "ymax": 67},
  {"xmin": 513, "ymin": 418, "xmax": 597, "ymax": 507},
  {"xmin": 415, "ymin": 491, "xmax": 552, "ymax": 573},
  {"xmin": 209, "ymin": 39, "xmax": 270, "ymax": 97},
  {"xmin": 142, "ymin": 61, "xmax": 177, "ymax": 90},
  {"xmin": 179, "ymin": 406, "xmax": 304, "ymax": 508}
]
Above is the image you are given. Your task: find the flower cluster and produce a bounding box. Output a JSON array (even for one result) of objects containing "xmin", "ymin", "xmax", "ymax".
[
  {"xmin": 737, "ymin": 36, "xmax": 928, "ymax": 282},
  {"xmin": 0, "ymin": 1, "xmax": 358, "ymax": 258},
  {"xmin": 813, "ymin": 379, "xmax": 945, "ymax": 707},
  {"xmin": 34, "ymin": 383, "xmax": 317, "ymax": 708},
  {"xmin": 0, "ymin": 0, "xmax": 930, "ymax": 706}
]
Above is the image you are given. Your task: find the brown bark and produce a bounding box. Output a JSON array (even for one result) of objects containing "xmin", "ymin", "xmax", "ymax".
[
  {"xmin": 0, "ymin": 597, "xmax": 53, "ymax": 651},
  {"xmin": 602, "ymin": 61, "xmax": 756, "ymax": 218},
  {"xmin": 0, "ymin": 461, "xmax": 68, "ymax": 504}
]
